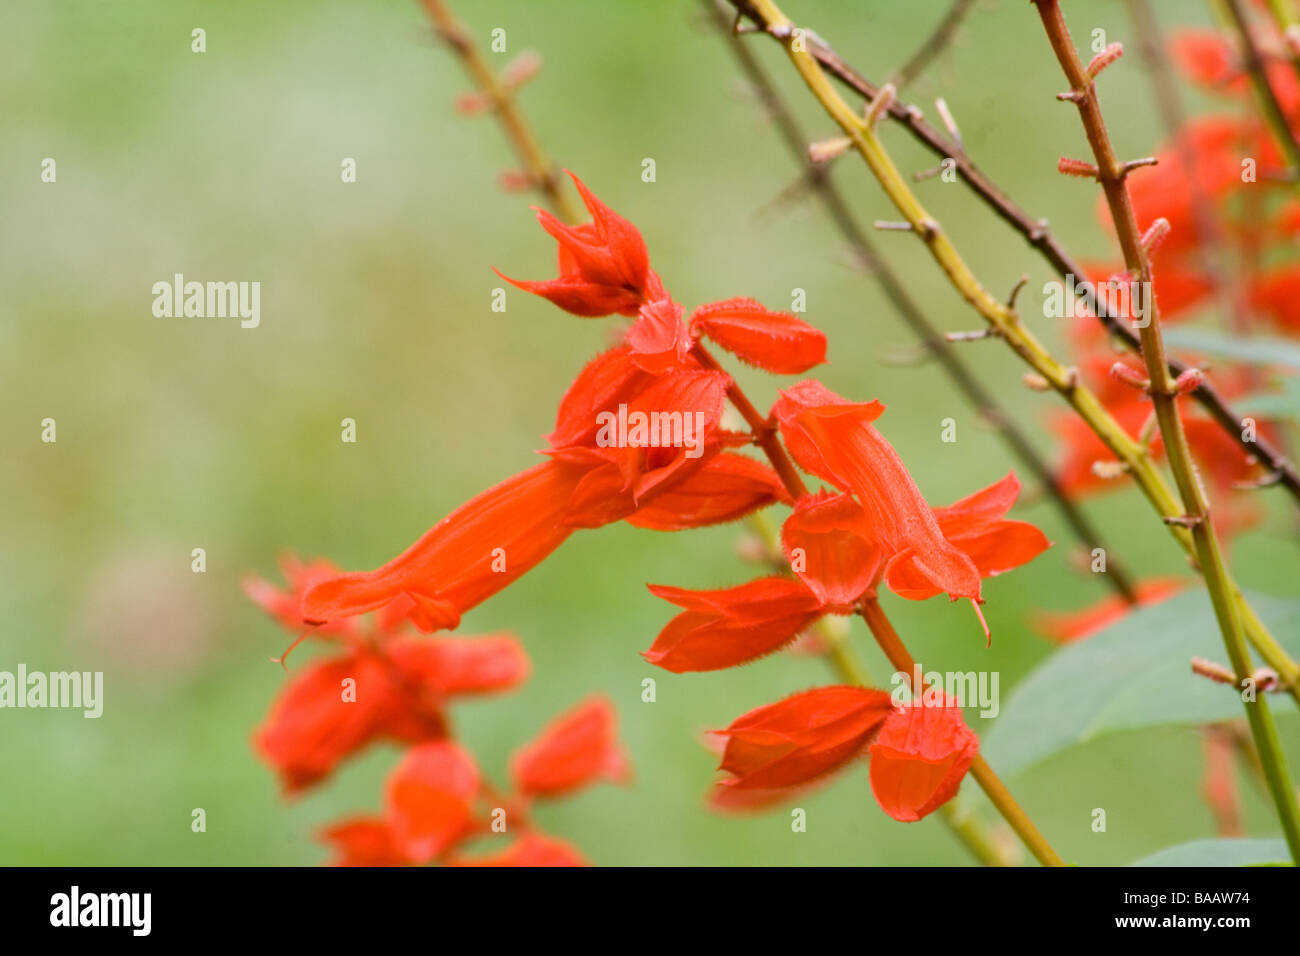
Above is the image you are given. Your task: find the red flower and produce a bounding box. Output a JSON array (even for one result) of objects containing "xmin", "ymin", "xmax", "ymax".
[
  {"xmin": 318, "ymin": 817, "xmax": 412, "ymax": 867},
  {"xmin": 253, "ymin": 632, "xmax": 527, "ymax": 793},
  {"xmin": 780, "ymin": 491, "xmax": 884, "ymax": 608},
  {"xmin": 869, "ymin": 696, "xmax": 979, "ymax": 822},
  {"xmin": 627, "ymin": 297, "xmax": 692, "ymax": 373},
  {"xmin": 626, "ymin": 452, "xmax": 790, "ymax": 531},
  {"xmin": 643, "ymin": 577, "xmax": 825, "ymax": 672},
  {"xmin": 385, "ymin": 741, "xmax": 480, "ymax": 863},
  {"xmin": 447, "ymin": 833, "xmax": 587, "ymax": 867},
  {"xmin": 715, "ymin": 686, "xmax": 895, "ymax": 790},
  {"xmin": 1033, "ymin": 577, "xmax": 1186, "ymax": 643},
  {"xmin": 884, "ymin": 473, "xmax": 1051, "ymax": 601},
  {"xmin": 253, "ymin": 649, "xmax": 444, "ymax": 794},
  {"xmin": 495, "ymin": 171, "xmax": 660, "ymax": 317},
  {"xmin": 689, "ymin": 297, "xmax": 827, "ymax": 374},
  {"xmin": 776, "ymin": 381, "xmax": 994, "ymax": 604},
  {"xmin": 510, "ymin": 697, "xmax": 630, "ymax": 798},
  {"xmin": 301, "ymin": 459, "xmax": 586, "ymax": 631}
]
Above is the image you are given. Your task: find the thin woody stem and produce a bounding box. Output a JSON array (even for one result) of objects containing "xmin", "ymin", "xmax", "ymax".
[
  {"xmin": 416, "ymin": 0, "xmax": 579, "ymax": 222},
  {"xmin": 729, "ymin": 0, "xmax": 1300, "ymax": 707},
  {"xmin": 705, "ymin": 0, "xmax": 1139, "ymax": 603},
  {"xmin": 690, "ymin": 342, "xmax": 812, "ymax": 500},
  {"xmin": 861, "ymin": 598, "xmax": 1064, "ymax": 867},
  {"xmin": 725, "ymin": 0, "xmax": 1300, "ymax": 502},
  {"xmin": 1032, "ymin": 0, "xmax": 1300, "ymax": 865}
]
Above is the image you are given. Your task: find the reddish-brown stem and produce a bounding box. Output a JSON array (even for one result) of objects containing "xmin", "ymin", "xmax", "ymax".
[{"xmin": 690, "ymin": 342, "xmax": 812, "ymax": 501}]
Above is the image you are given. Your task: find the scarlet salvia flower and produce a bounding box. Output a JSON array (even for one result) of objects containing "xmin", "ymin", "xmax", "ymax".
[
  {"xmin": 384, "ymin": 741, "xmax": 480, "ymax": 863},
  {"xmin": 509, "ymin": 696, "xmax": 630, "ymax": 798},
  {"xmin": 643, "ymin": 577, "xmax": 825, "ymax": 672},
  {"xmin": 868, "ymin": 696, "xmax": 979, "ymax": 822},
  {"xmin": 781, "ymin": 491, "xmax": 883, "ymax": 608},
  {"xmin": 883, "ymin": 473, "xmax": 1051, "ymax": 601},
  {"xmin": 318, "ymin": 817, "xmax": 413, "ymax": 867},
  {"xmin": 715, "ymin": 686, "xmax": 895, "ymax": 790},
  {"xmin": 257, "ymin": 169, "xmax": 1055, "ymax": 862},
  {"xmin": 495, "ymin": 171, "xmax": 660, "ymax": 317},
  {"xmin": 447, "ymin": 833, "xmax": 587, "ymax": 867},
  {"xmin": 252, "ymin": 631, "xmax": 528, "ymax": 794},
  {"xmin": 625, "ymin": 452, "xmax": 791, "ymax": 531},
  {"xmin": 688, "ymin": 297, "xmax": 828, "ymax": 374},
  {"xmin": 1033, "ymin": 578, "xmax": 1186, "ymax": 644},
  {"xmin": 301, "ymin": 460, "xmax": 587, "ymax": 631}
]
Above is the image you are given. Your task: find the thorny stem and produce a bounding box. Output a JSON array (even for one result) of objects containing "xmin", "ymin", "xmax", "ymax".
[
  {"xmin": 416, "ymin": 0, "xmax": 579, "ymax": 222},
  {"xmin": 729, "ymin": 0, "xmax": 1300, "ymax": 707},
  {"xmin": 725, "ymin": 0, "xmax": 1300, "ymax": 503},
  {"xmin": 1222, "ymin": 0, "xmax": 1300, "ymax": 174},
  {"xmin": 860, "ymin": 598, "xmax": 1065, "ymax": 867},
  {"xmin": 1032, "ymin": 0, "xmax": 1300, "ymax": 865},
  {"xmin": 745, "ymin": 510, "xmax": 1018, "ymax": 866},
  {"xmin": 1127, "ymin": 0, "xmax": 1252, "ymax": 332},
  {"xmin": 705, "ymin": 0, "xmax": 1140, "ymax": 604},
  {"xmin": 690, "ymin": 342, "xmax": 812, "ymax": 499}
]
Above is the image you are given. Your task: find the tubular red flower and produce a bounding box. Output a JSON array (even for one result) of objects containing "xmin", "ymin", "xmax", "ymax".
[
  {"xmin": 253, "ymin": 649, "xmax": 447, "ymax": 795},
  {"xmin": 688, "ymin": 297, "xmax": 828, "ymax": 374},
  {"xmin": 384, "ymin": 632, "xmax": 530, "ymax": 697},
  {"xmin": 300, "ymin": 459, "xmax": 586, "ymax": 631},
  {"xmin": 317, "ymin": 817, "xmax": 411, "ymax": 867},
  {"xmin": 385, "ymin": 741, "xmax": 480, "ymax": 863},
  {"xmin": 495, "ymin": 171, "xmax": 659, "ymax": 317},
  {"xmin": 885, "ymin": 472, "xmax": 1051, "ymax": 600},
  {"xmin": 869, "ymin": 697, "xmax": 979, "ymax": 822},
  {"xmin": 509, "ymin": 697, "xmax": 630, "ymax": 798},
  {"xmin": 771, "ymin": 379, "xmax": 884, "ymax": 488},
  {"xmin": 627, "ymin": 298, "xmax": 692, "ymax": 373},
  {"xmin": 644, "ymin": 577, "xmax": 825, "ymax": 673},
  {"xmin": 447, "ymin": 833, "xmax": 587, "ymax": 867},
  {"xmin": 790, "ymin": 396, "xmax": 983, "ymax": 601},
  {"xmin": 780, "ymin": 491, "xmax": 885, "ymax": 608},
  {"xmin": 1033, "ymin": 577, "xmax": 1186, "ymax": 643},
  {"xmin": 626, "ymin": 452, "xmax": 790, "ymax": 530},
  {"xmin": 716, "ymin": 685, "xmax": 895, "ymax": 790}
]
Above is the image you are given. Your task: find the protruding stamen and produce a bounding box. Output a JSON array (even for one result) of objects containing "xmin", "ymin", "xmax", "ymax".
[{"xmin": 971, "ymin": 598, "xmax": 991, "ymax": 648}]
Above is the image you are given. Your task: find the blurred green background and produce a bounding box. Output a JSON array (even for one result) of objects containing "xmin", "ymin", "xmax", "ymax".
[{"xmin": 2, "ymin": 0, "xmax": 1297, "ymax": 866}]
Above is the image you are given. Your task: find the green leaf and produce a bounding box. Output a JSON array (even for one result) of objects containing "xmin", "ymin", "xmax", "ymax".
[
  {"xmin": 983, "ymin": 591, "xmax": 1300, "ymax": 776},
  {"xmin": 1130, "ymin": 838, "xmax": 1291, "ymax": 867},
  {"xmin": 1164, "ymin": 328, "xmax": 1300, "ymax": 370}
]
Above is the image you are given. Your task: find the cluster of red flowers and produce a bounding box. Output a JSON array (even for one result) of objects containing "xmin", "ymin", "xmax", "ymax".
[
  {"xmin": 1036, "ymin": 20, "xmax": 1300, "ymax": 642},
  {"xmin": 252, "ymin": 171, "xmax": 1053, "ymax": 860},
  {"xmin": 247, "ymin": 555, "xmax": 628, "ymax": 865}
]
